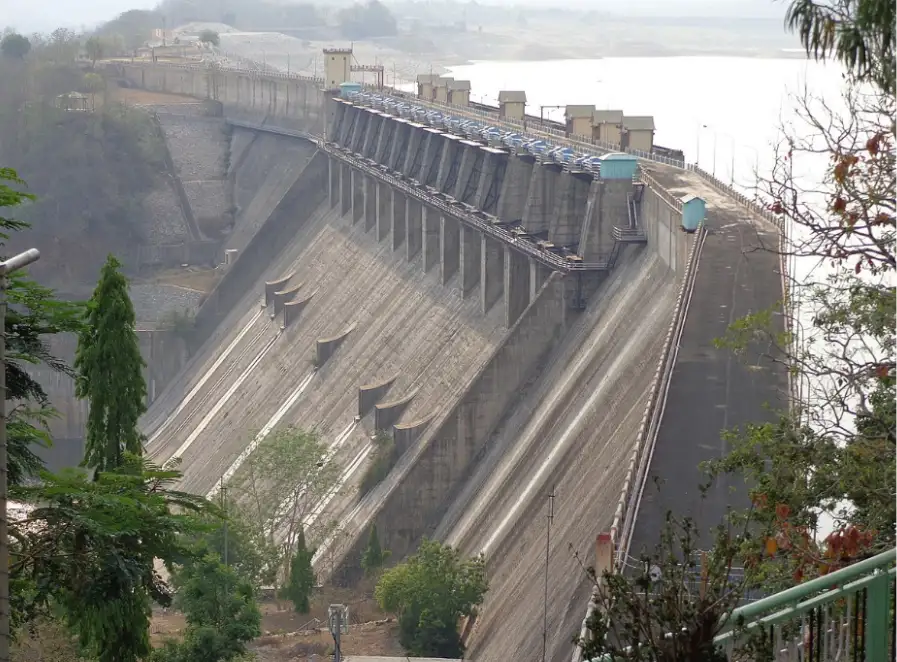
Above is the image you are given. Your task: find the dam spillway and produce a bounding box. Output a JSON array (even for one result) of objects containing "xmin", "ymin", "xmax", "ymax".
[{"xmin": 124, "ymin": 60, "xmax": 786, "ymax": 662}]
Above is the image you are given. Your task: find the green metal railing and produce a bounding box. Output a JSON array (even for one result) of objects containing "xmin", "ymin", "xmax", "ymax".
[{"xmin": 715, "ymin": 548, "xmax": 896, "ymax": 661}]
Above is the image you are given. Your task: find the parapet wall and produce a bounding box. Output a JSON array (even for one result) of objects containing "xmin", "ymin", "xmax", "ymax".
[
  {"xmin": 333, "ymin": 272, "xmax": 567, "ymax": 583},
  {"xmin": 118, "ymin": 63, "xmax": 326, "ymax": 136},
  {"xmin": 190, "ymin": 149, "xmax": 327, "ymax": 351}
]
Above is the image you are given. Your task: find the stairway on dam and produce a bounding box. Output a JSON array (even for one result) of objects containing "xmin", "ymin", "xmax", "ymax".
[{"xmin": 124, "ymin": 62, "xmax": 785, "ymax": 662}]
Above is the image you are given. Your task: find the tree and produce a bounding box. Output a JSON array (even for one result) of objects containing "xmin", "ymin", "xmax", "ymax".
[
  {"xmin": 785, "ymin": 0, "xmax": 895, "ymax": 94},
  {"xmin": 0, "ymin": 32, "xmax": 30, "ymax": 59},
  {"xmin": 198, "ymin": 29, "xmax": 220, "ymax": 47},
  {"xmin": 576, "ymin": 514, "xmax": 751, "ymax": 662},
  {"xmin": 338, "ymin": 1, "xmax": 398, "ymax": 39},
  {"xmin": 81, "ymin": 72, "xmax": 105, "ymax": 111},
  {"xmin": 10, "ymin": 455, "xmax": 211, "ymax": 660},
  {"xmin": 281, "ymin": 527, "xmax": 315, "ymax": 613},
  {"xmin": 0, "ymin": 168, "xmax": 84, "ymax": 486},
  {"xmin": 84, "ymin": 36, "xmax": 104, "ymax": 67},
  {"xmin": 359, "ymin": 430, "xmax": 397, "ymax": 497},
  {"xmin": 705, "ymin": 0, "xmax": 895, "ymax": 590},
  {"xmin": 154, "ymin": 551, "xmax": 261, "ymax": 662},
  {"xmin": 360, "ymin": 524, "xmax": 390, "ymax": 576},
  {"xmin": 375, "ymin": 538, "xmax": 487, "ymax": 658},
  {"xmin": 75, "ymin": 254, "xmax": 147, "ymax": 473},
  {"xmin": 226, "ymin": 425, "xmax": 341, "ymax": 586}
]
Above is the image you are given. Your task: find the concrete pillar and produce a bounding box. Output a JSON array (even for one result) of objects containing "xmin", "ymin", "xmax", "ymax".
[
  {"xmin": 374, "ymin": 119, "xmax": 393, "ymax": 163},
  {"xmin": 406, "ymin": 198, "xmax": 422, "ymax": 261},
  {"xmin": 580, "ymin": 179, "xmax": 631, "ymax": 261},
  {"xmin": 363, "ymin": 175, "xmax": 377, "ymax": 231},
  {"xmin": 459, "ymin": 225, "xmax": 481, "ymax": 297},
  {"xmin": 402, "ymin": 127, "xmax": 424, "ymax": 177},
  {"xmin": 351, "ymin": 111, "xmax": 369, "ymax": 152},
  {"xmin": 474, "ymin": 152, "xmax": 500, "ymax": 211},
  {"xmin": 376, "ymin": 182, "xmax": 391, "ymax": 240},
  {"xmin": 392, "ymin": 191, "xmax": 407, "ymax": 249},
  {"xmin": 549, "ymin": 172, "xmax": 590, "ymax": 247},
  {"xmin": 529, "ymin": 257, "xmax": 550, "ymax": 301},
  {"xmin": 351, "ymin": 169, "xmax": 364, "ymax": 225},
  {"xmin": 361, "ymin": 114, "xmax": 380, "ymax": 157},
  {"xmin": 338, "ymin": 106, "xmax": 355, "ymax": 145},
  {"xmin": 388, "ymin": 123, "xmax": 409, "ymax": 172},
  {"xmin": 328, "ymin": 157, "xmax": 339, "ymax": 208},
  {"xmin": 452, "ymin": 145, "xmax": 477, "ymax": 201},
  {"xmin": 346, "ymin": 108, "xmax": 362, "ymax": 150},
  {"xmin": 440, "ymin": 215, "xmax": 460, "ymax": 284},
  {"xmin": 339, "ymin": 163, "xmax": 351, "ymax": 217},
  {"xmin": 522, "ymin": 164, "xmax": 559, "ymax": 234},
  {"xmin": 496, "ymin": 156, "xmax": 533, "ymax": 222},
  {"xmin": 435, "ymin": 138, "xmax": 459, "ymax": 192},
  {"xmin": 422, "ymin": 207, "xmax": 441, "ymax": 273},
  {"xmin": 505, "ymin": 246, "xmax": 530, "ymax": 327},
  {"xmin": 481, "ymin": 233, "xmax": 504, "ymax": 315},
  {"xmin": 419, "ymin": 133, "xmax": 444, "ymax": 185}
]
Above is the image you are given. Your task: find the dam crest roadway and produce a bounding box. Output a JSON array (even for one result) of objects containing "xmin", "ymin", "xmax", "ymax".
[{"xmin": 119, "ymin": 56, "xmax": 787, "ymax": 662}]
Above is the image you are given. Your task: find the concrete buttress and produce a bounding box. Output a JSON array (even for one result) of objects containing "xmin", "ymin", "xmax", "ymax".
[
  {"xmin": 549, "ymin": 172, "xmax": 590, "ymax": 246},
  {"xmin": 435, "ymin": 137, "xmax": 460, "ymax": 192},
  {"xmin": 402, "ymin": 127, "xmax": 424, "ymax": 178},
  {"xmin": 388, "ymin": 123, "xmax": 410, "ymax": 171},
  {"xmin": 405, "ymin": 198, "xmax": 422, "ymax": 260},
  {"xmin": 441, "ymin": 215, "xmax": 460, "ymax": 284},
  {"xmin": 374, "ymin": 119, "xmax": 394, "ymax": 163},
  {"xmin": 375, "ymin": 182, "xmax": 391, "ymax": 239},
  {"xmin": 504, "ymin": 246, "xmax": 530, "ymax": 327},
  {"xmin": 422, "ymin": 207, "xmax": 441, "ymax": 273},
  {"xmin": 529, "ymin": 257, "xmax": 551, "ymax": 301},
  {"xmin": 475, "ymin": 153, "xmax": 506, "ymax": 214},
  {"xmin": 419, "ymin": 133, "xmax": 444, "ymax": 185},
  {"xmin": 391, "ymin": 191, "xmax": 407, "ymax": 249},
  {"xmin": 328, "ymin": 158, "xmax": 339, "ymax": 208},
  {"xmin": 522, "ymin": 164, "xmax": 559, "ymax": 234},
  {"xmin": 496, "ymin": 156, "xmax": 533, "ymax": 222},
  {"xmin": 363, "ymin": 175, "xmax": 376, "ymax": 231},
  {"xmin": 452, "ymin": 145, "xmax": 478, "ymax": 202},
  {"xmin": 339, "ymin": 163, "xmax": 351, "ymax": 217},
  {"xmin": 481, "ymin": 233, "xmax": 504, "ymax": 315},
  {"xmin": 579, "ymin": 179, "xmax": 631, "ymax": 261},
  {"xmin": 361, "ymin": 114, "xmax": 380, "ymax": 157},
  {"xmin": 460, "ymin": 225, "xmax": 481, "ymax": 297},
  {"xmin": 351, "ymin": 169, "xmax": 364, "ymax": 225}
]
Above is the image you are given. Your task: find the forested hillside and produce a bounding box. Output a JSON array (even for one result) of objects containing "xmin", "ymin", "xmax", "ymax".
[{"xmin": 0, "ymin": 42, "xmax": 167, "ymax": 293}]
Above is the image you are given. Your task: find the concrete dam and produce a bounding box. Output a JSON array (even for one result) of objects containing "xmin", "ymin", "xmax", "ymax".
[{"xmin": 122, "ymin": 60, "xmax": 786, "ymax": 662}]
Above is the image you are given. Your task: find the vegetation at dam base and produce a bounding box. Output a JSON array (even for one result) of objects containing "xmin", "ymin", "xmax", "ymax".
[{"xmin": 576, "ymin": 1, "xmax": 895, "ymax": 658}]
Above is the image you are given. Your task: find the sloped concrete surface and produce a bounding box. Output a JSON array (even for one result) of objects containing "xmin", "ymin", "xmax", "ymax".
[
  {"xmin": 144, "ymin": 200, "xmax": 507, "ymax": 503},
  {"xmin": 229, "ymin": 132, "xmax": 316, "ymax": 253},
  {"xmin": 438, "ymin": 247, "xmax": 679, "ymax": 662}
]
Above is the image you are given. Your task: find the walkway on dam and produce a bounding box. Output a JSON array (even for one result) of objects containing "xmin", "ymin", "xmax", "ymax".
[{"xmin": 626, "ymin": 165, "xmax": 789, "ymax": 557}]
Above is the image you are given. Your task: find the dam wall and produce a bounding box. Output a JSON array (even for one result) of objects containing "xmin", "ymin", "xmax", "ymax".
[
  {"xmin": 190, "ymin": 150, "xmax": 328, "ymax": 352},
  {"xmin": 117, "ymin": 63, "xmax": 326, "ymax": 136},
  {"xmin": 330, "ymin": 272, "xmax": 567, "ymax": 583}
]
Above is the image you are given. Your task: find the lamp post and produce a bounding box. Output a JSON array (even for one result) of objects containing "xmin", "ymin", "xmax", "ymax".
[{"xmin": 0, "ymin": 248, "xmax": 41, "ymax": 662}]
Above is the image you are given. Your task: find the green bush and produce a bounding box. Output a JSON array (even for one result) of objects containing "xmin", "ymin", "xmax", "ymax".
[{"xmin": 358, "ymin": 430, "xmax": 397, "ymax": 498}]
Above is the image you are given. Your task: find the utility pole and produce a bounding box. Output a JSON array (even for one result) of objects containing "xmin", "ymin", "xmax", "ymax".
[
  {"xmin": 542, "ymin": 487, "xmax": 556, "ymax": 662},
  {"xmin": 0, "ymin": 249, "xmax": 41, "ymax": 662}
]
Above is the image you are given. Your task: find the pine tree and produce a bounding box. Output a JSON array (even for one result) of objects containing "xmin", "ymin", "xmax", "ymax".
[
  {"xmin": 281, "ymin": 527, "xmax": 315, "ymax": 613},
  {"xmin": 75, "ymin": 254, "xmax": 146, "ymax": 472},
  {"xmin": 361, "ymin": 524, "xmax": 389, "ymax": 576}
]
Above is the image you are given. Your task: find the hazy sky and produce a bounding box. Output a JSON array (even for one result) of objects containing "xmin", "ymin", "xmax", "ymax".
[{"xmin": 4, "ymin": 0, "xmax": 787, "ymax": 34}]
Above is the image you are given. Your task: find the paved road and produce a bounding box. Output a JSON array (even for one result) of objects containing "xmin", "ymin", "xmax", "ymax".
[{"xmin": 627, "ymin": 166, "xmax": 789, "ymax": 558}]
